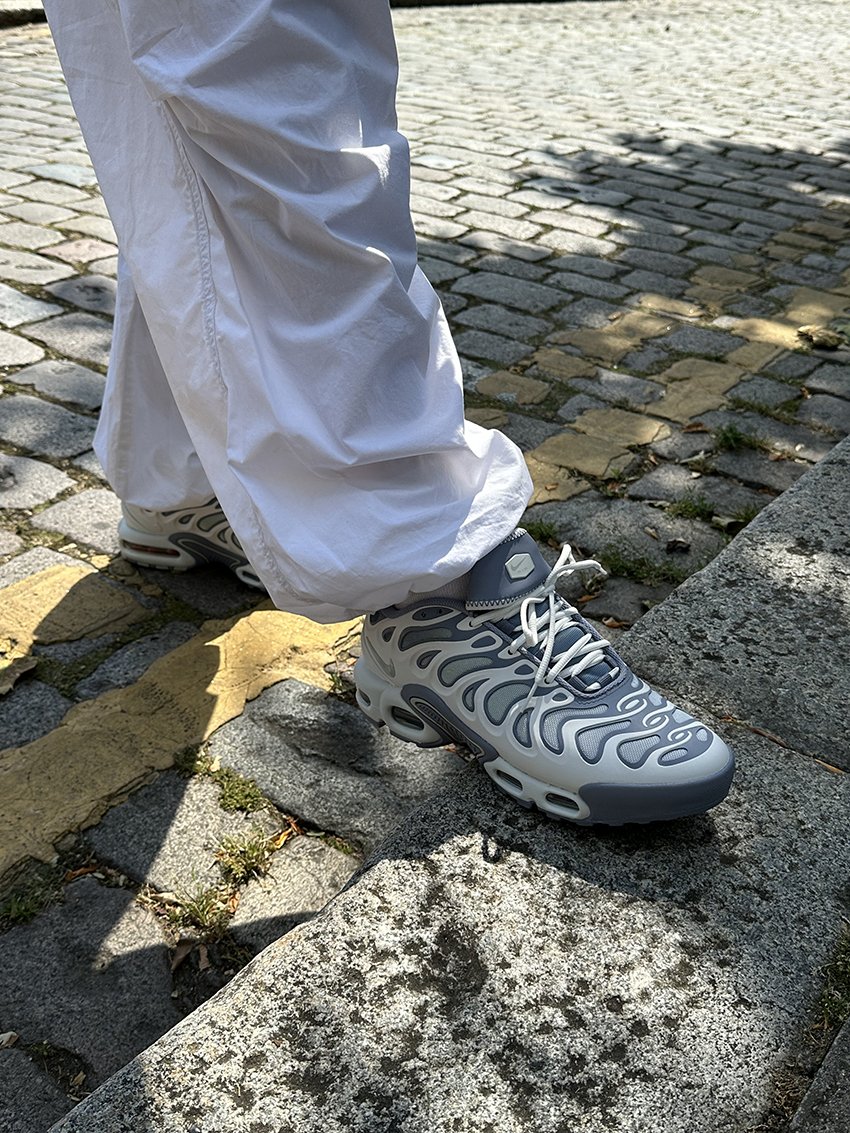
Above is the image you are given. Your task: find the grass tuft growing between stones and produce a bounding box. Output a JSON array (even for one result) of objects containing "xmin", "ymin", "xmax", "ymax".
[
  {"xmin": 667, "ymin": 493, "xmax": 714, "ymax": 522},
  {"xmin": 598, "ymin": 545, "xmax": 692, "ymax": 587},
  {"xmin": 141, "ymin": 879, "xmax": 233, "ymax": 942},
  {"xmin": 173, "ymin": 744, "xmax": 209, "ymax": 777},
  {"xmin": 816, "ymin": 919, "xmax": 850, "ymax": 1032},
  {"xmin": 523, "ymin": 519, "xmax": 560, "ymax": 546},
  {"xmin": 713, "ymin": 423, "xmax": 769, "ymax": 453},
  {"xmin": 214, "ymin": 767, "xmax": 265, "ymax": 813},
  {"xmin": 319, "ymin": 832, "xmax": 360, "ymax": 857},
  {"xmin": 733, "ymin": 504, "xmax": 762, "ymax": 527},
  {"xmin": 727, "ymin": 396, "xmax": 800, "ymax": 424},
  {"xmin": 0, "ymin": 867, "xmax": 62, "ymax": 932},
  {"xmin": 215, "ymin": 818, "xmax": 300, "ymax": 885},
  {"xmin": 173, "ymin": 744, "xmax": 266, "ymax": 813},
  {"xmin": 215, "ymin": 829, "xmax": 274, "ymax": 886}
]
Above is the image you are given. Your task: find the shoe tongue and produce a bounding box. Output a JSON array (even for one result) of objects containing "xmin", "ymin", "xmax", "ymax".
[
  {"xmin": 465, "ymin": 530, "xmax": 550, "ymax": 611},
  {"xmin": 467, "ymin": 530, "xmax": 616, "ymax": 693}
]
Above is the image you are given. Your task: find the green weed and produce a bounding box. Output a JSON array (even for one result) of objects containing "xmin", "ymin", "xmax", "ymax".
[
  {"xmin": 817, "ymin": 921, "xmax": 850, "ymax": 1032},
  {"xmin": 166, "ymin": 885, "xmax": 230, "ymax": 938},
  {"xmin": 713, "ymin": 423, "xmax": 767, "ymax": 452},
  {"xmin": 215, "ymin": 828, "xmax": 275, "ymax": 885},
  {"xmin": 0, "ymin": 870, "xmax": 61, "ymax": 931},
  {"xmin": 214, "ymin": 767, "xmax": 265, "ymax": 813},
  {"xmin": 599, "ymin": 546, "xmax": 691, "ymax": 587},
  {"xmin": 523, "ymin": 520, "xmax": 560, "ymax": 545},
  {"xmin": 667, "ymin": 493, "xmax": 714, "ymax": 522}
]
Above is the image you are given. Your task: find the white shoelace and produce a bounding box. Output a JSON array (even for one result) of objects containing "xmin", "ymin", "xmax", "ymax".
[{"xmin": 493, "ymin": 544, "xmax": 616, "ymax": 700}]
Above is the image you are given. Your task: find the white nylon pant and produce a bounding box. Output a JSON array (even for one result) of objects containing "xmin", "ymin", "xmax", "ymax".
[{"xmin": 43, "ymin": 0, "xmax": 532, "ymax": 622}]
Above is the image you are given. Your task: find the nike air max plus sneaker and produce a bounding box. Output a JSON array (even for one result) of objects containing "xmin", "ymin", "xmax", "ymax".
[
  {"xmin": 355, "ymin": 530, "xmax": 734, "ymax": 825},
  {"xmin": 118, "ymin": 499, "xmax": 263, "ymax": 590}
]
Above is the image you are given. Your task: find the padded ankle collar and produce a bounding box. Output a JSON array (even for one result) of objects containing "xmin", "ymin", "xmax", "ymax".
[{"xmin": 465, "ymin": 529, "xmax": 550, "ymax": 611}]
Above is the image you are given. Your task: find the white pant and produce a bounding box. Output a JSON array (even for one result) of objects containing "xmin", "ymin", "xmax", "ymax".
[{"xmin": 44, "ymin": 0, "xmax": 531, "ymax": 622}]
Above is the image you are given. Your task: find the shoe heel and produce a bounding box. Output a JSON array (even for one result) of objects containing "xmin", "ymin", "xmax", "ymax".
[
  {"xmin": 117, "ymin": 519, "xmax": 198, "ymax": 572},
  {"xmin": 353, "ymin": 659, "xmax": 448, "ymax": 747}
]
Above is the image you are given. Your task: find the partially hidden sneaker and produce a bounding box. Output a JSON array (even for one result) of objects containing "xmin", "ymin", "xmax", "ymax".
[
  {"xmin": 118, "ymin": 499, "xmax": 264, "ymax": 590},
  {"xmin": 354, "ymin": 529, "xmax": 734, "ymax": 825}
]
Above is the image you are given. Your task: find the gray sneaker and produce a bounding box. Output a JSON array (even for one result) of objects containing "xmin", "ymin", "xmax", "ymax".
[
  {"xmin": 118, "ymin": 499, "xmax": 263, "ymax": 590},
  {"xmin": 354, "ymin": 530, "xmax": 734, "ymax": 825}
]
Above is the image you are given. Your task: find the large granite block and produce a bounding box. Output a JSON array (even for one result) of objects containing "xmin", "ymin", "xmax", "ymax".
[
  {"xmin": 623, "ymin": 436, "xmax": 850, "ymax": 767},
  {"xmin": 47, "ymin": 727, "xmax": 850, "ymax": 1132}
]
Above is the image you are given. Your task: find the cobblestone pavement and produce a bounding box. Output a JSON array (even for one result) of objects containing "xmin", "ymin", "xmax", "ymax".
[{"xmin": 1, "ymin": 2, "xmax": 849, "ymax": 1128}]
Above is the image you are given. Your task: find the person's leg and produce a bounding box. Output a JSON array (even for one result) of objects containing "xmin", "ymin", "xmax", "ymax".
[
  {"xmin": 45, "ymin": 0, "xmax": 734, "ymax": 824},
  {"xmin": 45, "ymin": 0, "xmax": 531, "ymax": 623},
  {"xmin": 101, "ymin": 257, "xmax": 213, "ymax": 508}
]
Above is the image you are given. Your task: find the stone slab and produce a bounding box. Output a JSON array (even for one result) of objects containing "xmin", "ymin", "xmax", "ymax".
[
  {"xmin": 710, "ymin": 449, "xmax": 808, "ymax": 494},
  {"xmin": 13, "ymin": 359, "xmax": 105, "ymax": 410},
  {"xmin": 69, "ymin": 449, "xmax": 105, "ymax": 479},
  {"xmin": 47, "ymin": 725, "xmax": 850, "ymax": 1133},
  {"xmin": 31, "ymin": 488, "xmax": 122, "ymax": 554},
  {"xmin": 2, "ymin": 201, "xmax": 74, "ymax": 226},
  {"xmin": 74, "ymin": 622, "xmax": 198, "ymax": 700},
  {"xmin": 527, "ymin": 431, "xmax": 634, "ymax": 480},
  {"xmin": 805, "ymin": 363, "xmax": 850, "ymax": 398},
  {"xmin": 0, "ymin": 327, "xmax": 43, "ymax": 366},
  {"xmin": 626, "ymin": 464, "xmax": 769, "ymax": 517},
  {"xmin": 0, "ymin": 1048, "xmax": 72, "ymax": 1133},
  {"xmin": 45, "ymin": 274, "xmax": 115, "ymax": 316},
  {"xmin": 651, "ymin": 428, "xmax": 716, "ymax": 462},
  {"xmin": 0, "ymin": 280, "xmax": 60, "ymax": 327},
  {"xmin": 796, "ymin": 392, "xmax": 850, "ymax": 435},
  {"xmin": 0, "ymin": 219, "xmax": 63, "ymax": 251},
  {"xmin": 0, "ymin": 679, "xmax": 71, "ymax": 749},
  {"xmin": 501, "ymin": 412, "xmax": 560, "ymax": 454},
  {"xmin": 230, "ymin": 835, "xmax": 359, "ymax": 953},
  {"xmin": 531, "ymin": 496, "xmax": 728, "ymax": 579},
  {"xmin": 0, "ymin": 546, "xmax": 88, "ymax": 588},
  {"xmin": 452, "ymin": 271, "xmax": 563, "ymax": 313},
  {"xmin": 0, "ymin": 453, "xmax": 73, "ymax": 509},
  {"xmin": 141, "ymin": 562, "xmax": 264, "ymax": 617},
  {"xmin": 87, "ymin": 772, "xmax": 279, "ymax": 894},
  {"xmin": 568, "ymin": 368, "xmax": 665, "ymax": 408},
  {"xmin": 571, "ymin": 406, "xmax": 669, "ymax": 447},
  {"xmin": 524, "ymin": 455, "xmax": 591, "ymax": 506},
  {"xmin": 60, "ymin": 216, "xmax": 115, "ymax": 245},
  {"xmin": 624, "ymin": 435, "xmax": 850, "ymax": 766},
  {"xmin": 0, "ymin": 247, "xmax": 74, "ymax": 286},
  {"xmin": 556, "ymin": 393, "xmax": 607, "ymax": 423},
  {"xmin": 23, "ymin": 162, "xmax": 98, "ymax": 189},
  {"xmin": 578, "ymin": 576, "xmax": 675, "ymax": 627},
  {"xmin": 1, "ymin": 562, "xmax": 148, "ymax": 651},
  {"xmin": 0, "ymin": 394, "xmax": 95, "ymax": 458},
  {"xmin": 0, "ymin": 877, "xmax": 180, "ymax": 1087},
  {"xmin": 730, "ymin": 374, "xmax": 800, "ymax": 409},
  {"xmin": 46, "ymin": 238, "xmax": 115, "ymax": 265},
  {"xmin": 453, "ymin": 328, "xmax": 529, "ymax": 366},
  {"xmin": 0, "ymin": 528, "xmax": 21, "ymax": 557},
  {"xmin": 475, "ymin": 370, "xmax": 549, "ymax": 406},
  {"xmin": 207, "ymin": 679, "xmax": 467, "ymax": 854},
  {"xmin": 22, "ymin": 312, "xmax": 111, "ymax": 368},
  {"xmin": 700, "ymin": 409, "xmax": 834, "ymax": 464}
]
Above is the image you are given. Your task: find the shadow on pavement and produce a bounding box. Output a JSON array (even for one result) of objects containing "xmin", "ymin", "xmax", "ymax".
[{"xmin": 3, "ymin": 120, "xmax": 850, "ymax": 1128}]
